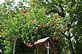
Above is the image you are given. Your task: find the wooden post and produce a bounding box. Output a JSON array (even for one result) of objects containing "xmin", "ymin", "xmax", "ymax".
[{"xmin": 47, "ymin": 42, "xmax": 50, "ymax": 54}]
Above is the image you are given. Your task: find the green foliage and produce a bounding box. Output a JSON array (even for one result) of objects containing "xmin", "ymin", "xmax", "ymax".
[{"xmin": 0, "ymin": 0, "xmax": 82, "ymax": 54}]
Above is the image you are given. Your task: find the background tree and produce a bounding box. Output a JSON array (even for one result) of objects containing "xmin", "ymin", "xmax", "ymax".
[{"xmin": 29, "ymin": 0, "xmax": 82, "ymax": 54}]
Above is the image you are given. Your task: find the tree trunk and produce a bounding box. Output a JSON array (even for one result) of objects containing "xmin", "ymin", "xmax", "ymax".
[{"xmin": 69, "ymin": 38, "xmax": 75, "ymax": 54}]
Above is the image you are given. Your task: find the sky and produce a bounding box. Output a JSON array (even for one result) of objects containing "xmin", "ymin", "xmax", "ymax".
[
  {"xmin": 0, "ymin": 0, "xmax": 23, "ymax": 4},
  {"xmin": 0, "ymin": 0, "xmax": 4, "ymax": 4},
  {"xmin": 0, "ymin": 0, "xmax": 29, "ymax": 7}
]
